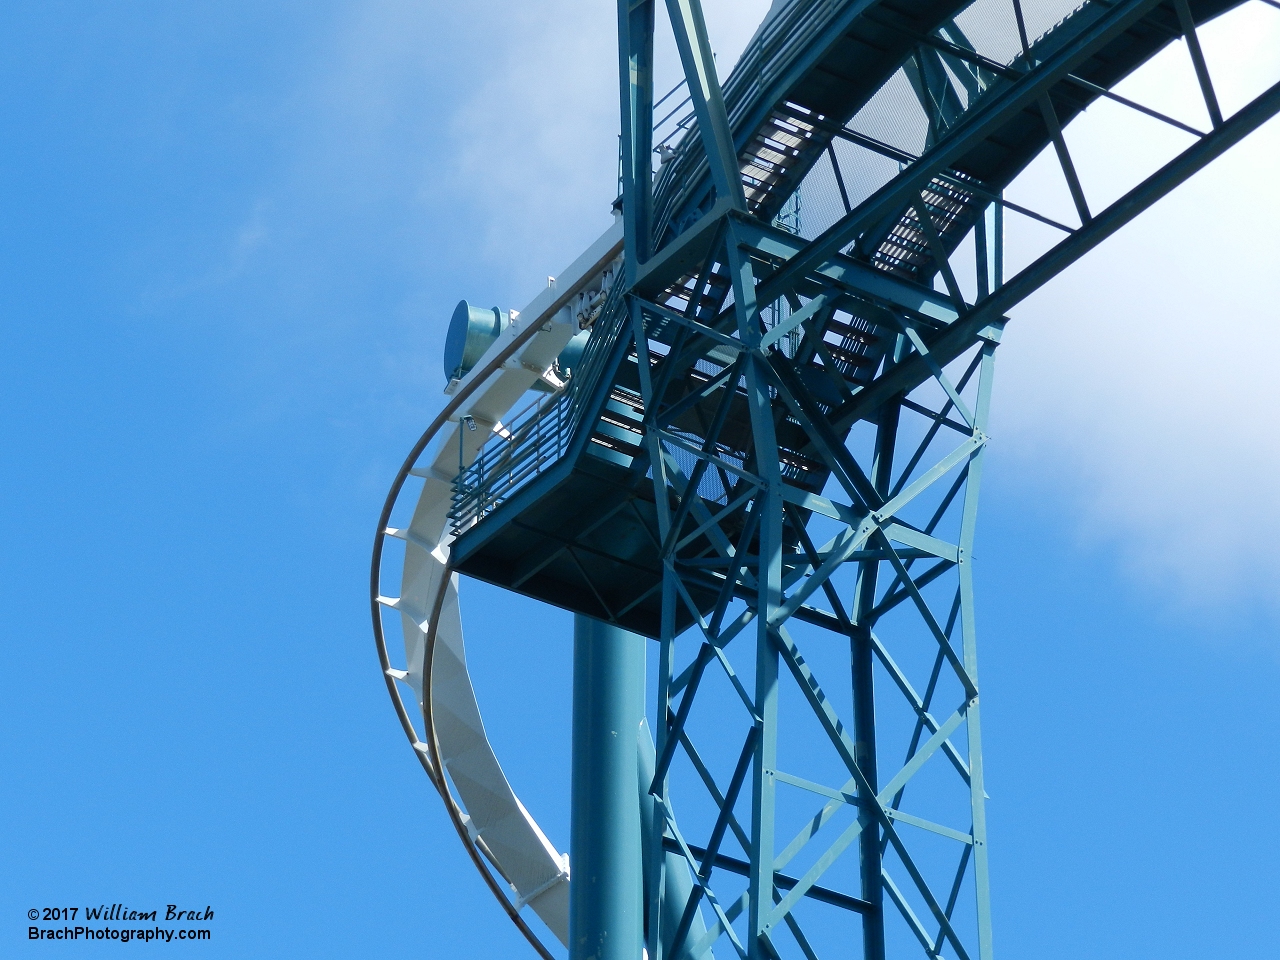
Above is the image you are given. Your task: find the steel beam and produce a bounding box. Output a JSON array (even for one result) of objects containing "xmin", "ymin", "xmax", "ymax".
[
  {"xmin": 665, "ymin": 0, "xmax": 746, "ymax": 211},
  {"xmin": 830, "ymin": 76, "xmax": 1280, "ymax": 431},
  {"xmin": 619, "ymin": 0, "xmax": 656, "ymax": 279},
  {"xmin": 753, "ymin": 0, "xmax": 1170, "ymax": 305}
]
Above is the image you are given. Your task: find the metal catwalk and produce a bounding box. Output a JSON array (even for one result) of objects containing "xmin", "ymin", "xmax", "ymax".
[{"xmin": 373, "ymin": 2, "xmax": 1280, "ymax": 959}]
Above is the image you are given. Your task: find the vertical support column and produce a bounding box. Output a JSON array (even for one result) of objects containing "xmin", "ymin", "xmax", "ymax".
[
  {"xmin": 961, "ymin": 203, "xmax": 1000, "ymax": 960},
  {"xmin": 959, "ymin": 338, "xmax": 998, "ymax": 960},
  {"xmin": 849, "ymin": 396, "xmax": 899, "ymax": 960},
  {"xmin": 975, "ymin": 200, "xmax": 1003, "ymax": 300},
  {"xmin": 747, "ymin": 462, "xmax": 782, "ymax": 960},
  {"xmin": 723, "ymin": 227, "xmax": 779, "ymax": 960},
  {"xmin": 631, "ymin": 291, "xmax": 678, "ymax": 960},
  {"xmin": 618, "ymin": 0, "xmax": 655, "ymax": 283},
  {"xmin": 571, "ymin": 615, "xmax": 647, "ymax": 960},
  {"xmin": 648, "ymin": 559, "xmax": 678, "ymax": 960}
]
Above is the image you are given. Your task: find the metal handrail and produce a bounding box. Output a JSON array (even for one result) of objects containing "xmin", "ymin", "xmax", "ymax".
[
  {"xmin": 449, "ymin": 281, "xmax": 631, "ymax": 531},
  {"xmin": 448, "ymin": 3, "xmax": 852, "ymax": 531},
  {"xmin": 651, "ymin": 0, "xmax": 841, "ymax": 234},
  {"xmin": 453, "ymin": 0, "xmax": 1119, "ymax": 533}
]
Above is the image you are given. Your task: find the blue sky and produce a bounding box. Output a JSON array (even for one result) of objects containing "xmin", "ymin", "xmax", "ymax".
[{"xmin": 2, "ymin": 2, "xmax": 1278, "ymax": 958}]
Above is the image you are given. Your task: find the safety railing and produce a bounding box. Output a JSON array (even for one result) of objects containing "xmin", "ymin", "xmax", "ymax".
[
  {"xmin": 449, "ymin": 278, "xmax": 631, "ymax": 534},
  {"xmin": 451, "ymin": 0, "xmax": 1107, "ymax": 536},
  {"xmin": 652, "ymin": 0, "xmax": 841, "ymax": 235},
  {"xmin": 449, "ymin": 388, "xmax": 574, "ymax": 532}
]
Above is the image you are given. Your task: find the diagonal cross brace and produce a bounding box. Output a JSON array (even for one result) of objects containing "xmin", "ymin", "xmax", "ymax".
[
  {"xmin": 664, "ymin": 0, "xmax": 745, "ymax": 211},
  {"xmin": 664, "ymin": 810, "xmax": 751, "ymax": 960},
  {"xmin": 888, "ymin": 316, "xmax": 976, "ymax": 427},
  {"xmin": 767, "ymin": 625, "xmax": 975, "ymax": 958},
  {"xmin": 668, "ymin": 729, "xmax": 757, "ymax": 960}
]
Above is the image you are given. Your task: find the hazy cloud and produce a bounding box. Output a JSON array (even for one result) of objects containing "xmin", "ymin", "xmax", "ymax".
[
  {"xmin": 437, "ymin": 0, "xmax": 772, "ymax": 301},
  {"xmin": 992, "ymin": 8, "xmax": 1280, "ymax": 611}
]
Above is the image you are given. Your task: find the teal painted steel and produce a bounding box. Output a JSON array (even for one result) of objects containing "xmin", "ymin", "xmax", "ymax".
[
  {"xmin": 850, "ymin": 395, "xmax": 898, "ymax": 960},
  {"xmin": 571, "ymin": 615, "xmax": 646, "ymax": 960},
  {"xmin": 374, "ymin": 2, "xmax": 1280, "ymax": 959},
  {"xmin": 640, "ymin": 723, "xmax": 716, "ymax": 960},
  {"xmin": 619, "ymin": 0, "xmax": 655, "ymax": 281},
  {"xmin": 558, "ymin": 329, "xmax": 593, "ymax": 380},
  {"xmin": 443, "ymin": 300, "xmax": 510, "ymax": 382},
  {"xmin": 664, "ymin": 0, "xmax": 746, "ymax": 212}
]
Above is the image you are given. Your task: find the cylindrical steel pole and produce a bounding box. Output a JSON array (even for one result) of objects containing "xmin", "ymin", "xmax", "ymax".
[{"xmin": 571, "ymin": 615, "xmax": 646, "ymax": 960}]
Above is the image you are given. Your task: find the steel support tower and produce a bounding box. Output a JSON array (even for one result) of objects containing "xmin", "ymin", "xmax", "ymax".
[{"xmin": 372, "ymin": 3, "xmax": 1280, "ymax": 960}]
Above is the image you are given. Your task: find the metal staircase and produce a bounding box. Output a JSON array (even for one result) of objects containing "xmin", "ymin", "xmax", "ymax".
[
  {"xmin": 448, "ymin": 0, "xmax": 1267, "ymax": 638},
  {"xmin": 374, "ymin": 1, "xmax": 1280, "ymax": 958}
]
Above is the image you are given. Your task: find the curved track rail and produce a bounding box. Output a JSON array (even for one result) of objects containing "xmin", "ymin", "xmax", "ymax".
[
  {"xmin": 371, "ymin": 316, "xmax": 562, "ymax": 960},
  {"xmin": 373, "ymin": 228, "xmax": 623, "ymax": 956}
]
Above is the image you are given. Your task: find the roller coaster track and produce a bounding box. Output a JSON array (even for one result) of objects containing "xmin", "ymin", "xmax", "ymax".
[{"xmin": 373, "ymin": 2, "xmax": 1279, "ymax": 958}]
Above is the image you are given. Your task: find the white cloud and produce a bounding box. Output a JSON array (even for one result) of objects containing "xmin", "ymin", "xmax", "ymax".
[
  {"xmin": 437, "ymin": 0, "xmax": 772, "ymax": 300},
  {"xmin": 441, "ymin": 1, "xmax": 619, "ymax": 284},
  {"xmin": 991, "ymin": 6, "xmax": 1280, "ymax": 610}
]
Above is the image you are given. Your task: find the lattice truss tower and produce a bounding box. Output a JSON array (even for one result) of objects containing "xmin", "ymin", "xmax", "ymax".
[{"xmin": 372, "ymin": 2, "xmax": 1280, "ymax": 960}]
